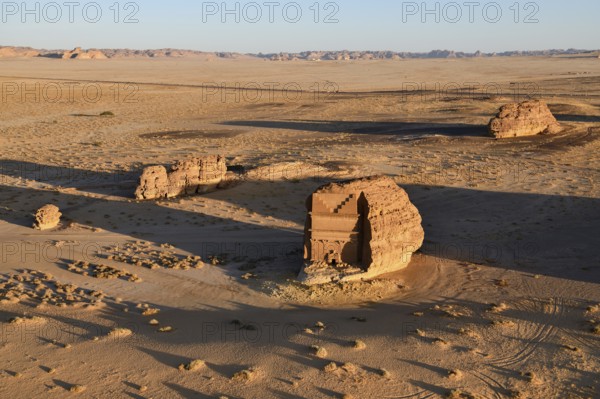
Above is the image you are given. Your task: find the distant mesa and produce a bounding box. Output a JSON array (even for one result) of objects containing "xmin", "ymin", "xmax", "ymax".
[
  {"xmin": 488, "ymin": 100, "xmax": 562, "ymax": 139},
  {"xmin": 135, "ymin": 155, "xmax": 227, "ymax": 200},
  {"xmin": 41, "ymin": 47, "xmax": 108, "ymax": 60},
  {"xmin": 258, "ymin": 48, "xmax": 599, "ymax": 61},
  {"xmin": 301, "ymin": 176, "xmax": 425, "ymax": 285},
  {"xmin": 0, "ymin": 46, "xmax": 40, "ymax": 58},
  {"xmin": 72, "ymin": 49, "xmax": 107, "ymax": 60},
  {"xmin": 33, "ymin": 204, "xmax": 62, "ymax": 231}
]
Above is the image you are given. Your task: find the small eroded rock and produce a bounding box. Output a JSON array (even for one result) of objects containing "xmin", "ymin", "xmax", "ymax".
[{"xmin": 33, "ymin": 204, "xmax": 62, "ymax": 230}]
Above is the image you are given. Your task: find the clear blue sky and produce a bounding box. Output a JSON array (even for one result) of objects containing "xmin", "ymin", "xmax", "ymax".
[{"xmin": 1, "ymin": 0, "xmax": 598, "ymax": 52}]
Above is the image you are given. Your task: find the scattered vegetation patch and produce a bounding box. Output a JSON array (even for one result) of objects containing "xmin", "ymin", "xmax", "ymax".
[
  {"xmin": 586, "ymin": 304, "xmax": 600, "ymax": 314},
  {"xmin": 0, "ymin": 270, "xmax": 105, "ymax": 308},
  {"xmin": 324, "ymin": 362, "xmax": 338, "ymax": 373},
  {"xmin": 107, "ymin": 328, "xmax": 133, "ymax": 339},
  {"xmin": 448, "ymin": 369, "xmax": 463, "ymax": 380},
  {"xmin": 562, "ymin": 345, "xmax": 580, "ymax": 352},
  {"xmin": 209, "ymin": 254, "xmax": 227, "ymax": 266},
  {"xmin": 232, "ymin": 368, "xmax": 258, "ymax": 382},
  {"xmin": 69, "ymin": 385, "xmax": 87, "ymax": 394},
  {"xmin": 141, "ymin": 307, "xmax": 160, "ymax": 316},
  {"xmin": 311, "ymin": 345, "xmax": 328, "ymax": 358},
  {"xmin": 341, "ymin": 363, "xmax": 358, "ymax": 374},
  {"xmin": 314, "ymin": 321, "xmax": 326, "ymax": 330},
  {"xmin": 67, "ymin": 261, "xmax": 141, "ymax": 283},
  {"xmin": 491, "ymin": 319, "xmax": 516, "ymax": 328},
  {"xmin": 353, "ymin": 340, "xmax": 367, "ymax": 350},
  {"xmin": 8, "ymin": 316, "xmax": 46, "ymax": 325},
  {"xmin": 178, "ymin": 359, "xmax": 206, "ymax": 372},
  {"xmin": 431, "ymin": 304, "xmax": 469, "ymax": 318},
  {"xmin": 106, "ymin": 241, "xmax": 203, "ymax": 270},
  {"xmin": 487, "ymin": 303, "xmax": 508, "ymax": 313},
  {"xmin": 521, "ymin": 371, "xmax": 538, "ymax": 384},
  {"xmin": 458, "ymin": 327, "xmax": 480, "ymax": 339}
]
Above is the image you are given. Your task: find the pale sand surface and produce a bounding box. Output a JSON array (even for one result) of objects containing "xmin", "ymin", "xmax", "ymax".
[{"xmin": 0, "ymin": 57, "xmax": 599, "ymax": 398}]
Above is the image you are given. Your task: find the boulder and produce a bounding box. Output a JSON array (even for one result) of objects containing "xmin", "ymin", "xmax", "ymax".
[
  {"xmin": 135, "ymin": 155, "xmax": 227, "ymax": 200},
  {"xmin": 33, "ymin": 205, "xmax": 62, "ymax": 230},
  {"xmin": 301, "ymin": 176, "xmax": 425, "ymax": 285},
  {"xmin": 488, "ymin": 100, "xmax": 562, "ymax": 138}
]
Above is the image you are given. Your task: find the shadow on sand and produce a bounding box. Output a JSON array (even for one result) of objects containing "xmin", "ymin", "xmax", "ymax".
[
  {"xmin": 221, "ymin": 119, "xmax": 489, "ymax": 138},
  {"xmin": 0, "ymin": 161, "xmax": 599, "ymax": 284}
]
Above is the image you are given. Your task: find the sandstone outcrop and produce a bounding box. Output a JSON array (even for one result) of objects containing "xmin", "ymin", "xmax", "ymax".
[
  {"xmin": 61, "ymin": 47, "xmax": 83, "ymax": 59},
  {"xmin": 135, "ymin": 166, "xmax": 170, "ymax": 200},
  {"xmin": 75, "ymin": 50, "xmax": 107, "ymax": 60},
  {"xmin": 33, "ymin": 205, "xmax": 62, "ymax": 230},
  {"xmin": 135, "ymin": 155, "xmax": 227, "ymax": 200},
  {"xmin": 53, "ymin": 47, "xmax": 107, "ymax": 60},
  {"xmin": 0, "ymin": 47, "xmax": 39, "ymax": 58},
  {"xmin": 488, "ymin": 100, "xmax": 562, "ymax": 138},
  {"xmin": 301, "ymin": 176, "xmax": 425, "ymax": 285}
]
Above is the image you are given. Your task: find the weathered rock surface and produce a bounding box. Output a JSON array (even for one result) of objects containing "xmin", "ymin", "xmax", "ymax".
[
  {"xmin": 33, "ymin": 205, "xmax": 62, "ymax": 230},
  {"xmin": 135, "ymin": 155, "xmax": 227, "ymax": 200},
  {"xmin": 488, "ymin": 100, "xmax": 562, "ymax": 138},
  {"xmin": 64, "ymin": 47, "xmax": 106, "ymax": 59},
  {"xmin": 301, "ymin": 176, "xmax": 425, "ymax": 285},
  {"xmin": 75, "ymin": 50, "xmax": 107, "ymax": 60},
  {"xmin": 0, "ymin": 47, "xmax": 39, "ymax": 58},
  {"xmin": 135, "ymin": 166, "xmax": 170, "ymax": 200}
]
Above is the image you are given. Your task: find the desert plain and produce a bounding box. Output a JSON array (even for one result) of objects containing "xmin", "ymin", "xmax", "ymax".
[{"xmin": 0, "ymin": 55, "xmax": 599, "ymax": 398}]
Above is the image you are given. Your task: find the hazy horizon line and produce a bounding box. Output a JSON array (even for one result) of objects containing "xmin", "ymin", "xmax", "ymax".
[{"xmin": 2, "ymin": 44, "xmax": 599, "ymax": 55}]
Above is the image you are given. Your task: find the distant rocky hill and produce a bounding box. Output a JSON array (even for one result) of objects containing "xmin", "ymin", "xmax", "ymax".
[
  {"xmin": 0, "ymin": 46, "xmax": 597, "ymax": 61},
  {"xmin": 48, "ymin": 47, "xmax": 107, "ymax": 59},
  {"xmin": 259, "ymin": 49, "xmax": 600, "ymax": 61},
  {"xmin": 0, "ymin": 46, "xmax": 251, "ymax": 60},
  {"xmin": 0, "ymin": 46, "xmax": 41, "ymax": 58}
]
